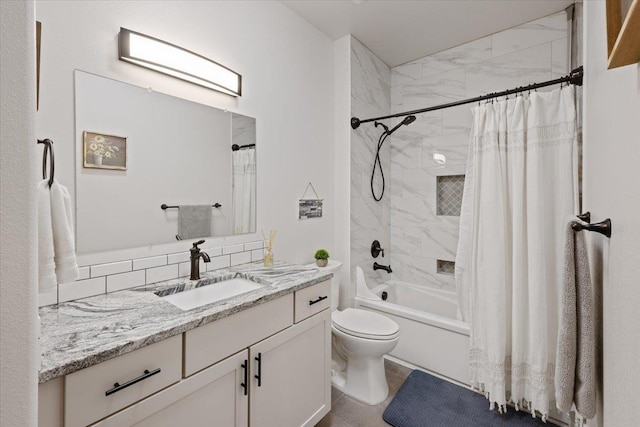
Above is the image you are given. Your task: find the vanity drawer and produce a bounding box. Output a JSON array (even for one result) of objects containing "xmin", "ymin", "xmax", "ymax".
[
  {"xmin": 184, "ymin": 294, "xmax": 293, "ymax": 377},
  {"xmin": 294, "ymin": 279, "xmax": 331, "ymax": 323},
  {"xmin": 65, "ymin": 334, "xmax": 182, "ymax": 427}
]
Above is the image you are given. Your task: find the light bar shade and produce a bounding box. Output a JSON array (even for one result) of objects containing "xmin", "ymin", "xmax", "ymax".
[{"xmin": 118, "ymin": 28, "xmax": 241, "ymax": 96}]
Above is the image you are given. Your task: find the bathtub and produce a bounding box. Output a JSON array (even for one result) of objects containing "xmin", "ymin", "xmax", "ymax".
[{"xmin": 354, "ymin": 279, "xmax": 471, "ymax": 385}]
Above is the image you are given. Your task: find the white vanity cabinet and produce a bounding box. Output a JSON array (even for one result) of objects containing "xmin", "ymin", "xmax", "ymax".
[
  {"xmin": 93, "ymin": 350, "xmax": 249, "ymax": 427},
  {"xmin": 39, "ymin": 279, "xmax": 332, "ymax": 427},
  {"xmin": 250, "ymin": 309, "xmax": 331, "ymax": 427}
]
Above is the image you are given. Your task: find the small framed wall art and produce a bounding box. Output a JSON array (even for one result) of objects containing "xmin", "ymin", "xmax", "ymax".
[
  {"xmin": 83, "ymin": 131, "xmax": 127, "ymax": 170},
  {"xmin": 299, "ymin": 182, "xmax": 323, "ymax": 219}
]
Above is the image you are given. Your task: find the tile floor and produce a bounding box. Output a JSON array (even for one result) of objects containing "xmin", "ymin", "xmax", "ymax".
[{"xmin": 317, "ymin": 359, "xmax": 412, "ymax": 427}]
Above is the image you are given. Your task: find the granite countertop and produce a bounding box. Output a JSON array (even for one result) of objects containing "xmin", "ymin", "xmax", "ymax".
[{"xmin": 39, "ymin": 261, "xmax": 333, "ymax": 383}]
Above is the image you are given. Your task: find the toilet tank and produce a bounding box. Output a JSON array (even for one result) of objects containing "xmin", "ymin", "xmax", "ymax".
[{"xmin": 306, "ymin": 260, "xmax": 342, "ymax": 310}]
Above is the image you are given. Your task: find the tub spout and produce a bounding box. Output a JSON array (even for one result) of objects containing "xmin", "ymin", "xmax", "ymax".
[{"xmin": 373, "ymin": 262, "xmax": 392, "ymax": 274}]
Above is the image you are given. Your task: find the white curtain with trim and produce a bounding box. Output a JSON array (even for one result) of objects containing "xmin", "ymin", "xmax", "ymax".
[
  {"xmin": 232, "ymin": 148, "xmax": 256, "ymax": 234},
  {"xmin": 455, "ymin": 86, "xmax": 579, "ymax": 418}
]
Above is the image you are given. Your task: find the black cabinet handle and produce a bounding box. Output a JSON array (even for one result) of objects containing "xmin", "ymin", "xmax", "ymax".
[
  {"xmin": 254, "ymin": 353, "xmax": 262, "ymax": 387},
  {"xmin": 241, "ymin": 359, "xmax": 248, "ymax": 396},
  {"xmin": 309, "ymin": 296, "xmax": 328, "ymax": 306},
  {"xmin": 105, "ymin": 368, "xmax": 161, "ymax": 396}
]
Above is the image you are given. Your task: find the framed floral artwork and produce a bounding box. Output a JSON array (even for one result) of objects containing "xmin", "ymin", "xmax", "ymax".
[{"xmin": 83, "ymin": 131, "xmax": 127, "ymax": 170}]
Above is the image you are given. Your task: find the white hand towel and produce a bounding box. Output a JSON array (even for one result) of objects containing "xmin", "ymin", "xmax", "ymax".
[
  {"xmin": 38, "ymin": 180, "xmax": 57, "ymax": 292},
  {"xmin": 50, "ymin": 180, "xmax": 79, "ymax": 284}
]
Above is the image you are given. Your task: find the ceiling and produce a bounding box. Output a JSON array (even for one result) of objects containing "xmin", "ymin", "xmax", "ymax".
[{"xmin": 282, "ymin": 0, "xmax": 574, "ymax": 67}]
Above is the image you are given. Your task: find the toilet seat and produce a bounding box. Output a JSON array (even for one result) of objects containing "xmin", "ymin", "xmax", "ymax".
[{"xmin": 332, "ymin": 308, "xmax": 400, "ymax": 340}]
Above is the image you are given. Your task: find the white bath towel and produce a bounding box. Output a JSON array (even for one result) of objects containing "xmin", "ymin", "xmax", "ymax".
[
  {"xmin": 555, "ymin": 222, "xmax": 596, "ymax": 419},
  {"xmin": 38, "ymin": 180, "xmax": 57, "ymax": 292},
  {"xmin": 50, "ymin": 180, "xmax": 79, "ymax": 284}
]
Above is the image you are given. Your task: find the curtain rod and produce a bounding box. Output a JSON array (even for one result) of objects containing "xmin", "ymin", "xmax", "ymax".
[
  {"xmin": 350, "ymin": 66, "xmax": 584, "ymax": 130},
  {"xmin": 232, "ymin": 143, "xmax": 256, "ymax": 151}
]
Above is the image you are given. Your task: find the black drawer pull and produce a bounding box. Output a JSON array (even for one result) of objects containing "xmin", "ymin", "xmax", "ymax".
[
  {"xmin": 241, "ymin": 359, "xmax": 248, "ymax": 396},
  {"xmin": 105, "ymin": 368, "xmax": 161, "ymax": 396},
  {"xmin": 309, "ymin": 296, "xmax": 328, "ymax": 306},
  {"xmin": 254, "ymin": 353, "xmax": 262, "ymax": 387}
]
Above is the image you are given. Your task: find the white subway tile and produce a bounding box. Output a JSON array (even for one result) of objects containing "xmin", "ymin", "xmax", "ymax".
[
  {"xmin": 91, "ymin": 260, "xmax": 132, "ymax": 277},
  {"xmin": 222, "ymin": 244, "xmax": 244, "ymax": 255},
  {"xmin": 59, "ymin": 277, "xmax": 105, "ymax": 303},
  {"xmin": 38, "ymin": 289, "xmax": 58, "ymax": 307},
  {"xmin": 244, "ymin": 241, "xmax": 264, "ymax": 251},
  {"xmin": 179, "ymin": 262, "xmax": 190, "ymax": 278},
  {"xmin": 230, "ymin": 251, "xmax": 252, "ymax": 266},
  {"xmin": 133, "ymin": 255, "xmax": 167, "ymax": 270},
  {"xmin": 167, "ymin": 252, "xmax": 189, "ymax": 265},
  {"xmin": 107, "ymin": 270, "xmax": 145, "ymax": 293},
  {"xmin": 202, "ymin": 246, "xmax": 223, "ymax": 257},
  {"xmin": 146, "ymin": 264, "xmax": 178, "ymax": 284},
  {"xmin": 78, "ymin": 266, "xmax": 90, "ymax": 280},
  {"xmin": 207, "ymin": 255, "xmax": 230, "ymax": 271},
  {"xmin": 179, "ymin": 260, "xmax": 207, "ymax": 278},
  {"xmin": 251, "ymin": 249, "xmax": 265, "ymax": 262}
]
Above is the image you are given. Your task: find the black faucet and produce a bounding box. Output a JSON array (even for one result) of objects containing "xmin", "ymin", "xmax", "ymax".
[
  {"xmin": 373, "ymin": 262, "xmax": 392, "ymax": 274},
  {"xmin": 190, "ymin": 240, "xmax": 211, "ymax": 280}
]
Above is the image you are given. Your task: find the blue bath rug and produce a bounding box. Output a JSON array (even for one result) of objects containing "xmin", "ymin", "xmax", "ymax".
[{"xmin": 383, "ymin": 370, "xmax": 559, "ymax": 427}]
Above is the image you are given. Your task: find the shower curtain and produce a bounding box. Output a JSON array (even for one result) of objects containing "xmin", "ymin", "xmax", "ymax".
[
  {"xmin": 455, "ymin": 86, "xmax": 579, "ymax": 419},
  {"xmin": 232, "ymin": 148, "xmax": 256, "ymax": 234}
]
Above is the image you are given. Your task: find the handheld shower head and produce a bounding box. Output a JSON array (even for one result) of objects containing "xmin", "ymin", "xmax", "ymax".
[
  {"xmin": 387, "ymin": 115, "xmax": 417, "ymax": 135},
  {"xmin": 403, "ymin": 115, "xmax": 416, "ymax": 125}
]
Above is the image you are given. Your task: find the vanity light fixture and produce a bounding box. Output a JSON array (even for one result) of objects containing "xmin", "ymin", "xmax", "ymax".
[{"xmin": 118, "ymin": 28, "xmax": 242, "ymax": 96}]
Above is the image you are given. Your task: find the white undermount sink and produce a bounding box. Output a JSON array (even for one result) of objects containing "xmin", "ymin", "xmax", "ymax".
[{"xmin": 162, "ymin": 278, "xmax": 263, "ymax": 311}]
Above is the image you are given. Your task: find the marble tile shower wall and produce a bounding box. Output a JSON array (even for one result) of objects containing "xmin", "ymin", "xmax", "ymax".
[
  {"xmin": 350, "ymin": 36, "xmax": 393, "ymax": 288},
  {"xmin": 388, "ymin": 12, "xmax": 570, "ymax": 291},
  {"xmin": 39, "ymin": 241, "xmax": 266, "ymax": 307}
]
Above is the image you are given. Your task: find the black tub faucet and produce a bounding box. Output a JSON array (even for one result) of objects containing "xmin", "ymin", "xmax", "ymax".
[
  {"xmin": 373, "ymin": 262, "xmax": 392, "ymax": 274},
  {"xmin": 190, "ymin": 240, "xmax": 211, "ymax": 280}
]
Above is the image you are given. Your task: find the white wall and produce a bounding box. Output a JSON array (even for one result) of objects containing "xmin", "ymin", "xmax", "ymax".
[
  {"xmin": 333, "ymin": 35, "xmax": 352, "ymax": 308},
  {"xmin": 0, "ymin": 0, "xmax": 38, "ymax": 425},
  {"xmin": 36, "ymin": 1, "xmax": 335, "ymax": 287},
  {"xmin": 583, "ymin": 2, "xmax": 640, "ymax": 425}
]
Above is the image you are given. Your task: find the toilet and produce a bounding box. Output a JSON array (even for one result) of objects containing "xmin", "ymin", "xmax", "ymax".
[{"xmin": 312, "ymin": 261, "xmax": 400, "ymax": 405}]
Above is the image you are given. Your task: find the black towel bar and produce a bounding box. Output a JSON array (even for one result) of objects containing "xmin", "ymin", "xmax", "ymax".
[
  {"xmin": 573, "ymin": 212, "xmax": 612, "ymax": 238},
  {"xmin": 161, "ymin": 203, "xmax": 222, "ymax": 210}
]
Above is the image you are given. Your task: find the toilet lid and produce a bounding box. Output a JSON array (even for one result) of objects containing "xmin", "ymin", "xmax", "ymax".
[{"xmin": 332, "ymin": 308, "xmax": 399, "ymax": 340}]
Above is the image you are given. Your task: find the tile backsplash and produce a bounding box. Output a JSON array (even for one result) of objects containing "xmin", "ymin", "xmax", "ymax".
[
  {"xmin": 39, "ymin": 240, "xmax": 265, "ymax": 306},
  {"xmin": 437, "ymin": 175, "xmax": 465, "ymax": 217}
]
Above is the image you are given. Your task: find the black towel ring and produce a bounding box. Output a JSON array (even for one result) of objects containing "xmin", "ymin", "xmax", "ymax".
[{"xmin": 37, "ymin": 139, "xmax": 55, "ymax": 188}]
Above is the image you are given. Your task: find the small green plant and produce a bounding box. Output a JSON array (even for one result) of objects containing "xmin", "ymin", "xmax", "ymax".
[{"xmin": 314, "ymin": 249, "xmax": 330, "ymax": 260}]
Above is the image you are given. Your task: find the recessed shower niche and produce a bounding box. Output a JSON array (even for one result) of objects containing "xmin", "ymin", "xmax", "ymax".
[{"xmin": 436, "ymin": 175, "xmax": 465, "ymax": 217}]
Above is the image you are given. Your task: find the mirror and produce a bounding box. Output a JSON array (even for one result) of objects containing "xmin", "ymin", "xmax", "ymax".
[{"xmin": 74, "ymin": 71, "xmax": 256, "ymax": 254}]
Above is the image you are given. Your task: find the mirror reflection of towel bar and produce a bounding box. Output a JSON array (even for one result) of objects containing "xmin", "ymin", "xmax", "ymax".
[{"xmin": 161, "ymin": 203, "xmax": 222, "ymax": 210}]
